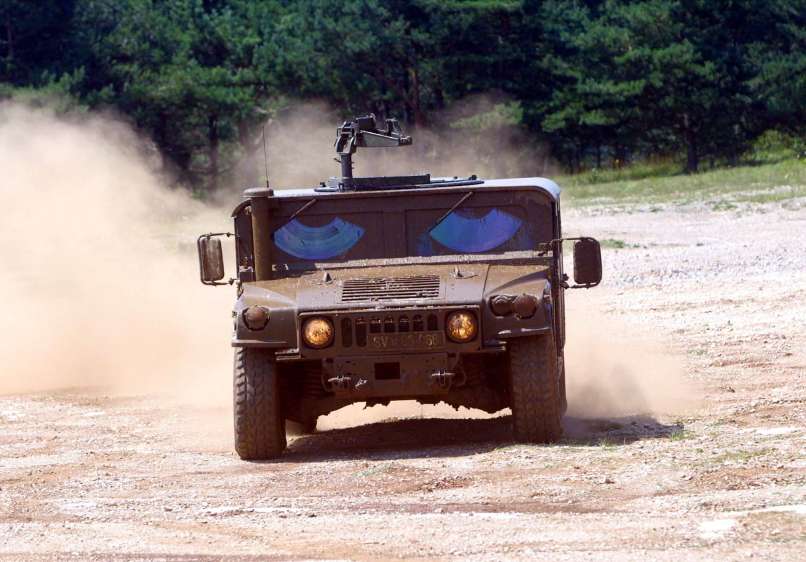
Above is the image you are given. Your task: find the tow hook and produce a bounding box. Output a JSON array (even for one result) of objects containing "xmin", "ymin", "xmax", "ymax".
[
  {"xmin": 328, "ymin": 375, "xmax": 353, "ymax": 390},
  {"xmin": 430, "ymin": 371, "xmax": 455, "ymax": 389}
]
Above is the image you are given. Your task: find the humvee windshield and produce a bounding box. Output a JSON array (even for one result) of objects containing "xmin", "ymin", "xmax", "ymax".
[{"xmin": 269, "ymin": 187, "xmax": 554, "ymax": 267}]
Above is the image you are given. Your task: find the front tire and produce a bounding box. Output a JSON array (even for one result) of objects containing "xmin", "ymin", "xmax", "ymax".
[
  {"xmin": 507, "ymin": 335, "xmax": 563, "ymax": 443},
  {"xmin": 233, "ymin": 348, "xmax": 286, "ymax": 460}
]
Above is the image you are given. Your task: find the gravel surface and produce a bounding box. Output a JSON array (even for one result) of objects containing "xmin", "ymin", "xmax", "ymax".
[{"xmin": 1, "ymin": 200, "xmax": 804, "ymax": 561}]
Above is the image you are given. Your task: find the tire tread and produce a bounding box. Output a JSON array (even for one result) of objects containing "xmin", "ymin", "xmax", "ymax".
[
  {"xmin": 233, "ymin": 348, "xmax": 285, "ymax": 460},
  {"xmin": 508, "ymin": 336, "xmax": 563, "ymax": 443}
]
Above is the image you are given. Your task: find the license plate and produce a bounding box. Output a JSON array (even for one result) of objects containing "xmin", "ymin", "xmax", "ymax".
[{"xmin": 368, "ymin": 331, "xmax": 444, "ymax": 350}]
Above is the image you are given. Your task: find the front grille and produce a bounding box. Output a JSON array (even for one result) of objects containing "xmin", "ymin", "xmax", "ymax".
[
  {"xmin": 340, "ymin": 311, "xmax": 440, "ymax": 348},
  {"xmin": 341, "ymin": 275, "xmax": 440, "ymax": 303}
]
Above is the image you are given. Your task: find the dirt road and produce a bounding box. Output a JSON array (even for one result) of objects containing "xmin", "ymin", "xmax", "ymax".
[{"xmin": 1, "ymin": 200, "xmax": 804, "ymax": 561}]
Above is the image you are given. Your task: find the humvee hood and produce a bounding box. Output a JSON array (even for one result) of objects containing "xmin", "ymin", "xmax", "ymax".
[{"xmin": 248, "ymin": 262, "xmax": 549, "ymax": 312}]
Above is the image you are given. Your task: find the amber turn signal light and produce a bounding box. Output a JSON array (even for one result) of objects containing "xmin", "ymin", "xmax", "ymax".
[
  {"xmin": 513, "ymin": 294, "xmax": 539, "ymax": 319},
  {"xmin": 242, "ymin": 306, "xmax": 270, "ymax": 331}
]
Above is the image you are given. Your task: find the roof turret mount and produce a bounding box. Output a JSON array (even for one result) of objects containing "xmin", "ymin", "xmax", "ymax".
[{"xmin": 316, "ymin": 114, "xmax": 481, "ymax": 192}]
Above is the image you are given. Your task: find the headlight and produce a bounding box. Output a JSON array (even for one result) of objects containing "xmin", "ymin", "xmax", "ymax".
[
  {"xmin": 445, "ymin": 311, "xmax": 477, "ymax": 343},
  {"xmin": 242, "ymin": 306, "xmax": 270, "ymax": 330},
  {"xmin": 302, "ymin": 317, "xmax": 334, "ymax": 348}
]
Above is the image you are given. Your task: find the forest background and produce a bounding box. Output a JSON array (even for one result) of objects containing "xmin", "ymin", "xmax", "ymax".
[{"xmin": 1, "ymin": 0, "xmax": 803, "ymax": 194}]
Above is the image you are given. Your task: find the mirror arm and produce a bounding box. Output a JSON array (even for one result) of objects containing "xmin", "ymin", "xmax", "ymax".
[
  {"xmin": 567, "ymin": 281, "xmax": 600, "ymax": 290},
  {"xmin": 197, "ymin": 232, "xmax": 235, "ymax": 286},
  {"xmin": 560, "ymin": 273, "xmax": 570, "ymax": 290}
]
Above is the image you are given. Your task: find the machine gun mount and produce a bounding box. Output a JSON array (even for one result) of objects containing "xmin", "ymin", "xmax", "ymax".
[
  {"xmin": 330, "ymin": 114, "xmax": 416, "ymax": 191},
  {"xmin": 316, "ymin": 113, "xmax": 481, "ymax": 192}
]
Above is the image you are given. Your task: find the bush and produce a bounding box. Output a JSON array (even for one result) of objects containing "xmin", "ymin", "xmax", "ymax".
[{"xmin": 747, "ymin": 130, "xmax": 805, "ymax": 163}]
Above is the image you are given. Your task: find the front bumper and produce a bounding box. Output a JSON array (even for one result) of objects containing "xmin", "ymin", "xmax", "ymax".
[{"xmin": 323, "ymin": 352, "xmax": 459, "ymax": 399}]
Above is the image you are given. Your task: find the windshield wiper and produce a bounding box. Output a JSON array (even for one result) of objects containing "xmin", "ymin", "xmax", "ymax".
[
  {"xmin": 272, "ymin": 197, "xmax": 318, "ymax": 236},
  {"xmin": 425, "ymin": 191, "xmax": 474, "ymax": 233}
]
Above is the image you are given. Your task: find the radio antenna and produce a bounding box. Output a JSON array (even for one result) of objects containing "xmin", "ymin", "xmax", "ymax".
[{"xmin": 262, "ymin": 121, "xmax": 270, "ymax": 188}]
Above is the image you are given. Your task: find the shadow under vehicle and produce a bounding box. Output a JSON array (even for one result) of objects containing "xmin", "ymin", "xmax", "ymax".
[{"xmin": 198, "ymin": 115, "xmax": 602, "ymax": 460}]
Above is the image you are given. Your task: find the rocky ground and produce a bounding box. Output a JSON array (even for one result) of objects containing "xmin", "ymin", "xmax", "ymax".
[{"xmin": 1, "ymin": 199, "xmax": 804, "ymax": 561}]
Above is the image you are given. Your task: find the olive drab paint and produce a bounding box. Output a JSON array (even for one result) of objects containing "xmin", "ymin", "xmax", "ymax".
[{"xmin": 198, "ymin": 115, "xmax": 602, "ymax": 458}]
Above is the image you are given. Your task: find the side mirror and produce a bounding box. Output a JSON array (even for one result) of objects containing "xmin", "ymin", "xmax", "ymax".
[
  {"xmin": 572, "ymin": 237, "xmax": 602, "ymax": 287},
  {"xmin": 197, "ymin": 234, "xmax": 228, "ymax": 285}
]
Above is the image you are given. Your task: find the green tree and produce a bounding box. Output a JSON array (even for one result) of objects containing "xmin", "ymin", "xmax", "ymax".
[
  {"xmin": 741, "ymin": 0, "xmax": 806, "ymax": 138},
  {"xmin": 77, "ymin": 0, "xmax": 284, "ymax": 190},
  {"xmin": 0, "ymin": 0, "xmax": 77, "ymax": 83},
  {"xmin": 2, "ymin": 0, "xmax": 802, "ymax": 184}
]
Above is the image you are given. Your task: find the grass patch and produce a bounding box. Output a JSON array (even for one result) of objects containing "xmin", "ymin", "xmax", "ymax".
[
  {"xmin": 599, "ymin": 437, "xmax": 620, "ymax": 450},
  {"xmin": 713, "ymin": 448, "xmax": 772, "ymax": 464},
  {"xmin": 562, "ymin": 160, "xmax": 682, "ymax": 186},
  {"xmin": 708, "ymin": 200, "xmax": 739, "ymax": 211},
  {"xmin": 738, "ymin": 185, "xmax": 806, "ymax": 204},
  {"xmin": 600, "ymin": 238, "xmax": 642, "ymax": 249},
  {"xmin": 669, "ymin": 429, "xmax": 695, "ymax": 441},
  {"xmin": 353, "ymin": 463, "xmax": 394, "ymax": 478},
  {"xmin": 558, "ymin": 158, "xmax": 805, "ymax": 206}
]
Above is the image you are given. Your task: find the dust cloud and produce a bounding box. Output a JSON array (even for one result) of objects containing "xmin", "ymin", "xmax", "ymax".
[
  {"xmin": 0, "ymin": 103, "xmax": 232, "ymax": 405},
  {"xmin": 0, "ymin": 100, "xmax": 693, "ymax": 429},
  {"xmin": 256, "ymin": 102, "xmax": 339, "ymax": 189},
  {"xmin": 563, "ymin": 295, "xmax": 698, "ymax": 419},
  {"xmin": 320, "ymin": 301, "xmax": 696, "ymax": 431},
  {"xmin": 254, "ymin": 97, "xmax": 554, "ymax": 192}
]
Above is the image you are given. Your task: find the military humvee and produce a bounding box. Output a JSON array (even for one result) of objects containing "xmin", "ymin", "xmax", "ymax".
[{"xmin": 198, "ymin": 115, "xmax": 602, "ymax": 460}]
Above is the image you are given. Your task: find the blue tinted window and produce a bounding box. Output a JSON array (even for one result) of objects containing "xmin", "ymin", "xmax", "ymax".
[
  {"xmin": 273, "ymin": 218, "xmax": 364, "ymax": 260},
  {"xmin": 419, "ymin": 208, "xmax": 524, "ymax": 255}
]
